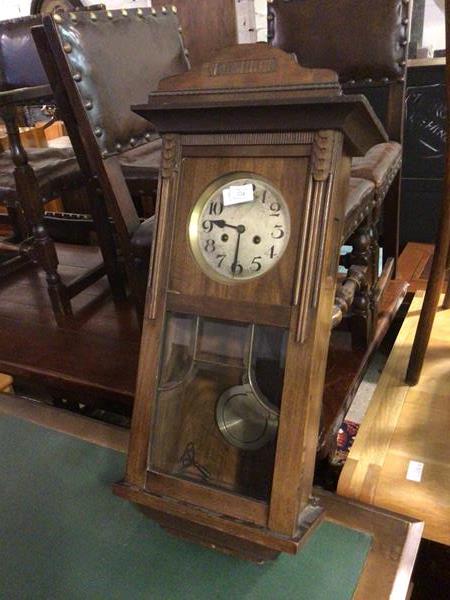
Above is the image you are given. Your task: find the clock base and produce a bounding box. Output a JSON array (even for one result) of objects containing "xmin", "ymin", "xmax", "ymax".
[
  {"xmin": 113, "ymin": 481, "xmax": 325, "ymax": 562},
  {"xmin": 144, "ymin": 507, "xmax": 281, "ymax": 563}
]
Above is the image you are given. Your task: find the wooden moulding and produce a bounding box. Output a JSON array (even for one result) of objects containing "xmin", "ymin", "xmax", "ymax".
[{"xmin": 113, "ymin": 481, "xmax": 324, "ymax": 561}]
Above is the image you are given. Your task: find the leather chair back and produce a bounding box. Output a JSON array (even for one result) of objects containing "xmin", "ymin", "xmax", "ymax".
[
  {"xmin": 268, "ymin": 0, "xmax": 411, "ymax": 140},
  {"xmin": 0, "ymin": 15, "xmax": 48, "ymax": 90},
  {"xmin": 33, "ymin": 8, "xmax": 188, "ymax": 248},
  {"xmin": 46, "ymin": 8, "xmax": 189, "ymax": 159}
]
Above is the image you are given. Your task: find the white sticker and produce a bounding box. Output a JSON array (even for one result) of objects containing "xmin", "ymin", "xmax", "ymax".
[
  {"xmin": 222, "ymin": 184, "xmax": 254, "ymax": 206},
  {"xmin": 406, "ymin": 460, "xmax": 424, "ymax": 482}
]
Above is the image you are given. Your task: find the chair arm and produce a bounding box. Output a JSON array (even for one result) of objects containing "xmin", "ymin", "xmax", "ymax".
[{"xmin": 0, "ymin": 84, "xmax": 53, "ymax": 108}]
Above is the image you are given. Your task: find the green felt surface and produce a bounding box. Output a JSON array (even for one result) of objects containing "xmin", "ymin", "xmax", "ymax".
[{"xmin": 0, "ymin": 414, "xmax": 372, "ymax": 600}]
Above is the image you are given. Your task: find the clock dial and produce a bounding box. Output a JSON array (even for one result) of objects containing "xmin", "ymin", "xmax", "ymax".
[{"xmin": 189, "ymin": 174, "xmax": 291, "ymax": 283}]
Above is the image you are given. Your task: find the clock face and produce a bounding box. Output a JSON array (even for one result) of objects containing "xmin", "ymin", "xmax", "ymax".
[{"xmin": 189, "ymin": 174, "xmax": 291, "ymax": 283}]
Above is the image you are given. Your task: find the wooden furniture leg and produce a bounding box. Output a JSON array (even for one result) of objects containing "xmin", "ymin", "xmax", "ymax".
[
  {"xmin": 349, "ymin": 221, "xmax": 374, "ymax": 348},
  {"xmin": 405, "ymin": 2, "xmax": 450, "ymax": 385},
  {"xmin": 5, "ymin": 106, "xmax": 72, "ymax": 325},
  {"xmin": 86, "ymin": 180, "xmax": 126, "ymax": 301}
]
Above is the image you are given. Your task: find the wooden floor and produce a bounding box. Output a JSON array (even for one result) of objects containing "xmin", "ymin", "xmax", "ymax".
[
  {"xmin": 0, "ymin": 244, "xmax": 140, "ymax": 407},
  {"xmin": 0, "ymin": 243, "xmax": 409, "ymax": 440},
  {"xmin": 338, "ymin": 291, "xmax": 450, "ymax": 546}
]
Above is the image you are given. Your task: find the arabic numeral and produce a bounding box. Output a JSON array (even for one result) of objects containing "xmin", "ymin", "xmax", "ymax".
[
  {"xmin": 202, "ymin": 219, "xmax": 213, "ymax": 233},
  {"xmin": 231, "ymin": 262, "xmax": 243, "ymax": 275},
  {"xmin": 269, "ymin": 245, "xmax": 277, "ymax": 259},
  {"xmin": 204, "ymin": 239, "xmax": 215, "ymax": 253},
  {"xmin": 271, "ymin": 225, "xmax": 285, "ymax": 239},
  {"xmin": 216, "ymin": 254, "xmax": 226, "ymax": 268},
  {"xmin": 250, "ymin": 256, "xmax": 262, "ymax": 272},
  {"xmin": 209, "ymin": 200, "xmax": 223, "ymax": 216},
  {"xmin": 269, "ymin": 201, "xmax": 281, "ymax": 216}
]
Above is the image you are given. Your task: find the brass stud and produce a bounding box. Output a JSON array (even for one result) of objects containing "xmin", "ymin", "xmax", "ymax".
[
  {"xmin": 184, "ymin": 49, "xmax": 189, "ymax": 57},
  {"xmin": 137, "ymin": 8, "xmax": 144, "ymax": 17},
  {"xmin": 115, "ymin": 142, "xmax": 122, "ymax": 151},
  {"xmin": 69, "ymin": 12, "xmax": 77, "ymax": 22},
  {"xmin": 151, "ymin": 8, "xmax": 157, "ymax": 15},
  {"xmin": 121, "ymin": 8, "xmax": 128, "ymax": 16},
  {"xmin": 382, "ymin": 77, "xmax": 390, "ymax": 83},
  {"xmin": 63, "ymin": 42, "xmax": 72, "ymax": 53},
  {"xmin": 107, "ymin": 10, "xmax": 113, "ymax": 19},
  {"xmin": 402, "ymin": 18, "xmax": 409, "ymax": 25},
  {"xmin": 130, "ymin": 137, "xmax": 137, "ymax": 146},
  {"xmin": 73, "ymin": 72, "xmax": 82, "ymax": 82},
  {"xmin": 267, "ymin": 13, "xmax": 274, "ymax": 21},
  {"xmin": 171, "ymin": 5, "xmax": 177, "ymax": 13},
  {"xmin": 267, "ymin": 0, "xmax": 274, "ymax": 4},
  {"xmin": 90, "ymin": 12, "xmax": 97, "ymax": 21},
  {"xmin": 102, "ymin": 150, "xmax": 108, "ymax": 158},
  {"xmin": 145, "ymin": 132, "xmax": 152, "ymax": 141},
  {"xmin": 401, "ymin": 39, "xmax": 408, "ymax": 47},
  {"xmin": 178, "ymin": 26, "xmax": 182, "ymax": 33},
  {"xmin": 399, "ymin": 60, "xmax": 406, "ymax": 67},
  {"xmin": 53, "ymin": 13, "xmax": 62, "ymax": 23},
  {"xmin": 94, "ymin": 127, "xmax": 102, "ymax": 137},
  {"xmin": 161, "ymin": 6, "xmax": 167, "ymax": 14},
  {"xmin": 366, "ymin": 78, "xmax": 373, "ymax": 83},
  {"xmin": 85, "ymin": 100, "xmax": 93, "ymax": 110}
]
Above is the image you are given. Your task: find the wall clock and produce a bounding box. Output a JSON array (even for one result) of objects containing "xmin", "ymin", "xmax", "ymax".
[{"xmin": 114, "ymin": 43, "xmax": 385, "ymax": 561}]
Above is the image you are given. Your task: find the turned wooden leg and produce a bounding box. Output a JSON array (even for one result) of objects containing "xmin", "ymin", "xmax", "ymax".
[
  {"xmin": 5, "ymin": 107, "xmax": 72, "ymax": 325},
  {"xmin": 5, "ymin": 199, "xmax": 30, "ymax": 242},
  {"xmin": 349, "ymin": 223, "xmax": 374, "ymax": 348}
]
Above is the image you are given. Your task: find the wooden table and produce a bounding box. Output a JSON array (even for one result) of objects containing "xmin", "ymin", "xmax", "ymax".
[
  {"xmin": 0, "ymin": 393, "xmax": 422, "ymax": 599},
  {"xmin": 338, "ymin": 292, "xmax": 450, "ymax": 546}
]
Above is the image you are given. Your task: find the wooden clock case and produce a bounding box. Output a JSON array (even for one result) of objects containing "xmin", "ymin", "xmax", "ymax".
[{"xmin": 113, "ymin": 44, "xmax": 386, "ymax": 562}]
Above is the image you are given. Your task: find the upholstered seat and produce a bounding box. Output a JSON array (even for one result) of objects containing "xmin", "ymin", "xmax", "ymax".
[
  {"xmin": 343, "ymin": 177, "xmax": 375, "ymax": 241},
  {"xmin": 0, "ymin": 146, "xmax": 83, "ymax": 203},
  {"xmin": 351, "ymin": 142, "xmax": 402, "ymax": 200}
]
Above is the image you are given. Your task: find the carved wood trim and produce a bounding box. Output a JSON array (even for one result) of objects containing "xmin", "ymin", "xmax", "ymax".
[
  {"xmin": 294, "ymin": 130, "xmax": 340, "ymax": 343},
  {"xmin": 147, "ymin": 134, "xmax": 181, "ymax": 320},
  {"xmin": 180, "ymin": 132, "xmax": 315, "ymax": 146}
]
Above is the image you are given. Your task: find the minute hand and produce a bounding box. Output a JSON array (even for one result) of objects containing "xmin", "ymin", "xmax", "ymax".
[{"xmin": 231, "ymin": 225, "xmax": 246, "ymax": 275}]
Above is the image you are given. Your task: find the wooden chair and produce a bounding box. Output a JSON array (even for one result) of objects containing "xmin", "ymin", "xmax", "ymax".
[
  {"xmin": 406, "ymin": 0, "xmax": 450, "ymax": 385},
  {"xmin": 268, "ymin": 0, "xmax": 411, "ymax": 347},
  {"xmin": 33, "ymin": 7, "xmax": 189, "ymax": 314},
  {"xmin": 0, "ymin": 15, "xmax": 125, "ymax": 324}
]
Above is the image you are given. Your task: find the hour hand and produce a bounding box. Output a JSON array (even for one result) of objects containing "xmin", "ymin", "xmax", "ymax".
[
  {"xmin": 210, "ymin": 219, "xmax": 227, "ymax": 229},
  {"xmin": 211, "ymin": 220, "xmax": 245, "ymax": 234}
]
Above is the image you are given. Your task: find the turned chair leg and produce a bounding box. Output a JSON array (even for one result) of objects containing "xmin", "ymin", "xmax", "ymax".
[
  {"xmin": 5, "ymin": 200, "xmax": 29, "ymax": 242},
  {"xmin": 6, "ymin": 108, "xmax": 72, "ymax": 325},
  {"xmin": 349, "ymin": 221, "xmax": 375, "ymax": 348},
  {"xmin": 16, "ymin": 166, "xmax": 72, "ymax": 325}
]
